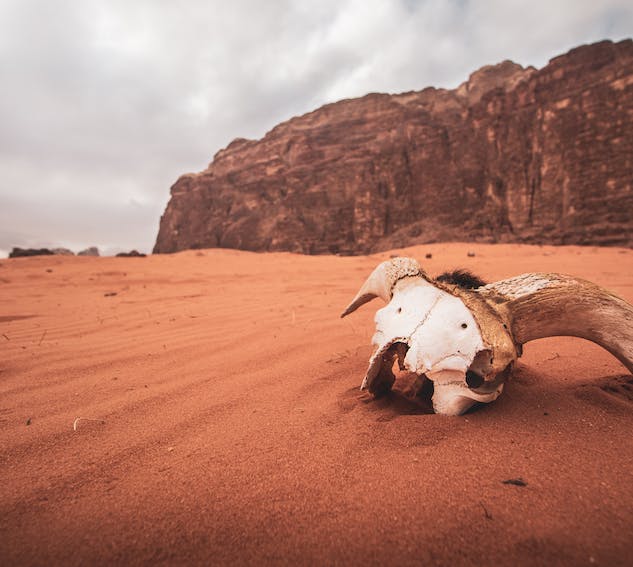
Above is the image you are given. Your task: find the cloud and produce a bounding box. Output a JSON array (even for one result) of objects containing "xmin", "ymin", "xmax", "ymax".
[{"xmin": 0, "ymin": 0, "xmax": 631, "ymax": 256}]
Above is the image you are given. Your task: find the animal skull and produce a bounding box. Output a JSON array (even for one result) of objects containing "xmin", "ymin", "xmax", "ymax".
[{"xmin": 342, "ymin": 257, "xmax": 633, "ymax": 415}]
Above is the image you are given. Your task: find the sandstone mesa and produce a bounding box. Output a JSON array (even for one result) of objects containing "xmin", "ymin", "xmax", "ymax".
[{"xmin": 155, "ymin": 40, "xmax": 633, "ymax": 255}]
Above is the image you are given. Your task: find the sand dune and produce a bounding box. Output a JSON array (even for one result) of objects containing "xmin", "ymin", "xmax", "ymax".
[{"xmin": 1, "ymin": 243, "xmax": 633, "ymax": 566}]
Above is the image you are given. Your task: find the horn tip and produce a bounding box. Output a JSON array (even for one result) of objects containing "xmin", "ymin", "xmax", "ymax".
[{"xmin": 340, "ymin": 293, "xmax": 376, "ymax": 318}]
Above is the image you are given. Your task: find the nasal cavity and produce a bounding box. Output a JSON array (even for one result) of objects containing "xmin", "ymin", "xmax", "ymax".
[{"xmin": 465, "ymin": 370, "xmax": 484, "ymax": 389}]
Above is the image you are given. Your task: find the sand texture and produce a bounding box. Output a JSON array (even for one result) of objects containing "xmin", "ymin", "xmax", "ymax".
[{"xmin": 1, "ymin": 243, "xmax": 633, "ymax": 566}]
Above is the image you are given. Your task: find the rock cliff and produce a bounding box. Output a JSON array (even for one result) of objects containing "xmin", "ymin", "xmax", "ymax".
[{"xmin": 154, "ymin": 39, "xmax": 633, "ymax": 255}]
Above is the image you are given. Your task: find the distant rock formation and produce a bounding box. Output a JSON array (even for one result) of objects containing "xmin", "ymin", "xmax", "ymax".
[
  {"xmin": 154, "ymin": 39, "xmax": 633, "ymax": 255},
  {"xmin": 9, "ymin": 248, "xmax": 54, "ymax": 258},
  {"xmin": 10, "ymin": 246, "xmax": 100, "ymax": 258},
  {"xmin": 115, "ymin": 250, "xmax": 147, "ymax": 258},
  {"xmin": 52, "ymin": 248, "xmax": 74, "ymax": 256},
  {"xmin": 78, "ymin": 247, "xmax": 100, "ymax": 257}
]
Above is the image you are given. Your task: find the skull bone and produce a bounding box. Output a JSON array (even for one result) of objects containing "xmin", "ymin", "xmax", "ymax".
[{"xmin": 366, "ymin": 277, "xmax": 504, "ymax": 415}]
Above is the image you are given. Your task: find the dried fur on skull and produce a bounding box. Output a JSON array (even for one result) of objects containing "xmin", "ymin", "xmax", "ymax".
[{"xmin": 435, "ymin": 269, "xmax": 486, "ymax": 289}]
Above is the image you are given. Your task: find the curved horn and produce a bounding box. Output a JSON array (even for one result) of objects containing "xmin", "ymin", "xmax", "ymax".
[
  {"xmin": 341, "ymin": 257, "xmax": 423, "ymax": 318},
  {"xmin": 480, "ymin": 273, "xmax": 633, "ymax": 374}
]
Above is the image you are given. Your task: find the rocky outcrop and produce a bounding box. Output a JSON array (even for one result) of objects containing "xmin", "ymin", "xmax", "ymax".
[
  {"xmin": 115, "ymin": 250, "xmax": 147, "ymax": 258},
  {"xmin": 78, "ymin": 247, "xmax": 100, "ymax": 257},
  {"xmin": 9, "ymin": 247, "xmax": 79, "ymax": 258},
  {"xmin": 154, "ymin": 40, "xmax": 633, "ymax": 255},
  {"xmin": 52, "ymin": 248, "xmax": 74, "ymax": 256},
  {"xmin": 9, "ymin": 248, "xmax": 55, "ymax": 258}
]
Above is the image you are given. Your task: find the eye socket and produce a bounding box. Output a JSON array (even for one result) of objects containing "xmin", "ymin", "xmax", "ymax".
[{"xmin": 461, "ymin": 323, "xmax": 468, "ymax": 329}]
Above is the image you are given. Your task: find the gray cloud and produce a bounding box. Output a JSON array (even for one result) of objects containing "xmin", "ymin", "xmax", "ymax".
[{"xmin": 0, "ymin": 0, "xmax": 631, "ymax": 257}]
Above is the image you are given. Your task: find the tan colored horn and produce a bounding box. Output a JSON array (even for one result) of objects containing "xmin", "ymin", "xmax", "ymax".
[
  {"xmin": 341, "ymin": 257, "xmax": 423, "ymax": 318},
  {"xmin": 479, "ymin": 273, "xmax": 633, "ymax": 374}
]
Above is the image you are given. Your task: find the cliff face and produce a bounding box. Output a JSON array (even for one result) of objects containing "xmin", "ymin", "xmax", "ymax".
[{"xmin": 154, "ymin": 40, "xmax": 633, "ymax": 255}]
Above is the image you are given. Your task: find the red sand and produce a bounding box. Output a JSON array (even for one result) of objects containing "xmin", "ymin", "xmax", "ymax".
[{"xmin": 1, "ymin": 243, "xmax": 633, "ymax": 566}]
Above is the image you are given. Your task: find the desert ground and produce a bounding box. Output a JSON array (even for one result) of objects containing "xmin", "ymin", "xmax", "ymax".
[{"xmin": 1, "ymin": 243, "xmax": 633, "ymax": 566}]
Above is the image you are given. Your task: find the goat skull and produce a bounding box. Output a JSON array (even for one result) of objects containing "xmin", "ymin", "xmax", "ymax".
[{"xmin": 341, "ymin": 257, "xmax": 633, "ymax": 415}]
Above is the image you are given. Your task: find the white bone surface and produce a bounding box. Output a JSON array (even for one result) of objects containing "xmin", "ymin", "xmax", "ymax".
[
  {"xmin": 367, "ymin": 278, "xmax": 490, "ymax": 415},
  {"xmin": 372, "ymin": 278, "xmax": 442, "ymax": 349},
  {"xmin": 431, "ymin": 382, "xmax": 504, "ymax": 416},
  {"xmin": 372, "ymin": 278, "xmax": 484, "ymax": 375},
  {"xmin": 404, "ymin": 292, "xmax": 484, "ymax": 376}
]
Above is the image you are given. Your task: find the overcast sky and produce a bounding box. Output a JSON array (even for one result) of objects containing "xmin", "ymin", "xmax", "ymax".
[{"xmin": 0, "ymin": 0, "xmax": 631, "ymax": 257}]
